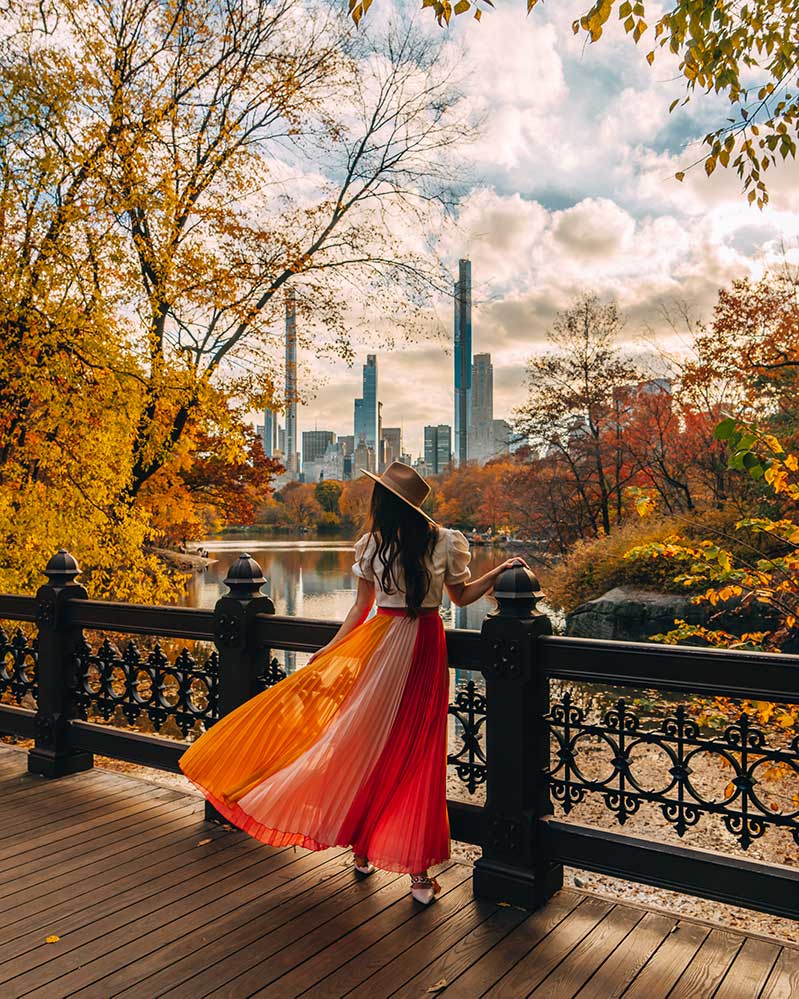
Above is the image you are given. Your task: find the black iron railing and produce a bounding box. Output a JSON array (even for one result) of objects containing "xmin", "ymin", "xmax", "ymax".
[{"xmin": 1, "ymin": 547, "xmax": 797, "ymax": 919}]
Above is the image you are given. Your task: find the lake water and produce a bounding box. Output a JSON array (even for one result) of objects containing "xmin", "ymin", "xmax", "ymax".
[{"xmin": 185, "ymin": 533, "xmax": 522, "ymax": 632}]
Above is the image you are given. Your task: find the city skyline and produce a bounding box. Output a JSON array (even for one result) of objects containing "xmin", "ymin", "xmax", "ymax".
[{"xmin": 257, "ymin": 259, "xmax": 518, "ymax": 479}]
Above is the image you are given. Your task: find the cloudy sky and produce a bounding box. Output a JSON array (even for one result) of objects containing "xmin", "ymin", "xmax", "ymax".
[{"xmin": 267, "ymin": 0, "xmax": 799, "ymax": 460}]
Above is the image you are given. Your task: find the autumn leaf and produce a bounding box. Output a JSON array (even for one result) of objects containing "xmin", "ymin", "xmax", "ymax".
[
  {"xmin": 45, "ymin": 935, "xmax": 61, "ymax": 944},
  {"xmin": 196, "ymin": 838, "xmax": 212, "ymax": 846}
]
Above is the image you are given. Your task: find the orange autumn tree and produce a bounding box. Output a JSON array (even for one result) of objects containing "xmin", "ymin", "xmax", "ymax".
[{"xmin": 625, "ymin": 419, "xmax": 799, "ymax": 653}]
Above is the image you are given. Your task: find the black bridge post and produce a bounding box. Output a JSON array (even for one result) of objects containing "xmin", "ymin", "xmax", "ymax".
[
  {"xmin": 28, "ymin": 549, "xmax": 93, "ymax": 777},
  {"xmin": 473, "ymin": 564, "xmax": 563, "ymax": 908},
  {"xmin": 207, "ymin": 553, "xmax": 275, "ymax": 822}
]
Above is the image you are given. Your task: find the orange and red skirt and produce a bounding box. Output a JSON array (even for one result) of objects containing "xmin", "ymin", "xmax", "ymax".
[{"xmin": 179, "ymin": 608, "xmax": 450, "ymax": 873}]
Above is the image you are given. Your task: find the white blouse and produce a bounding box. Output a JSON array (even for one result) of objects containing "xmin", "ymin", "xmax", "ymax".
[{"xmin": 351, "ymin": 528, "xmax": 472, "ymax": 608}]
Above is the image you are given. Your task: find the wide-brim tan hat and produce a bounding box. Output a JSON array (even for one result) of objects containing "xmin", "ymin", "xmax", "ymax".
[{"xmin": 360, "ymin": 461, "xmax": 437, "ymax": 525}]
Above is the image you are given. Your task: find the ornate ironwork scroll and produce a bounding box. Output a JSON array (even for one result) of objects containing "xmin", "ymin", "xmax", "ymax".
[
  {"xmin": 71, "ymin": 637, "xmax": 219, "ymax": 738},
  {"xmin": 256, "ymin": 655, "xmax": 287, "ymax": 690},
  {"xmin": 0, "ymin": 624, "xmax": 38, "ymax": 705},
  {"xmin": 448, "ymin": 679, "xmax": 487, "ymax": 794},
  {"xmin": 545, "ymin": 692, "xmax": 799, "ymax": 849}
]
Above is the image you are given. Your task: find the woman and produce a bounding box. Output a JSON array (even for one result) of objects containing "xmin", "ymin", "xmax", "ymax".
[{"xmin": 179, "ymin": 461, "xmax": 525, "ymax": 904}]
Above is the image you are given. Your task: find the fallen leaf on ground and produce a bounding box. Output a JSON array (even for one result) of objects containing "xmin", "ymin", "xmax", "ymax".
[
  {"xmin": 45, "ymin": 935, "xmax": 60, "ymax": 944},
  {"xmin": 196, "ymin": 838, "xmax": 212, "ymax": 846}
]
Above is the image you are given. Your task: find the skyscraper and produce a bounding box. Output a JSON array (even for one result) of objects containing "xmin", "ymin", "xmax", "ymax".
[
  {"xmin": 424, "ymin": 424, "xmax": 452, "ymax": 475},
  {"xmin": 382, "ymin": 427, "xmax": 402, "ymax": 467},
  {"xmin": 353, "ymin": 354, "xmax": 379, "ymax": 450},
  {"xmin": 302, "ymin": 430, "xmax": 335, "ymax": 465},
  {"xmin": 470, "ymin": 353, "xmax": 494, "ymax": 462},
  {"xmin": 454, "ymin": 259, "xmax": 472, "ymax": 465},
  {"xmin": 262, "ymin": 408, "xmax": 277, "ymax": 457},
  {"xmin": 285, "ymin": 288, "xmax": 298, "ymax": 476}
]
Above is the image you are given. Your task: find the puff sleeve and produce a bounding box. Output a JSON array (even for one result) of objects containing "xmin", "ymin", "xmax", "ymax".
[
  {"xmin": 351, "ymin": 534, "xmax": 375, "ymax": 581},
  {"xmin": 445, "ymin": 529, "xmax": 472, "ymax": 585}
]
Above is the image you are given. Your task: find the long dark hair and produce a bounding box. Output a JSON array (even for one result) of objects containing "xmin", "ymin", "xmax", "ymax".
[{"xmin": 363, "ymin": 482, "xmax": 438, "ymax": 617}]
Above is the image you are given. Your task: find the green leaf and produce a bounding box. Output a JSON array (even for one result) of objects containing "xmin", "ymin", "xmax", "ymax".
[{"xmin": 713, "ymin": 417, "xmax": 738, "ymax": 441}]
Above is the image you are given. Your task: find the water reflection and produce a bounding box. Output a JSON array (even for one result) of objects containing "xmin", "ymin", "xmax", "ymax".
[{"xmin": 186, "ymin": 535, "xmax": 507, "ymax": 631}]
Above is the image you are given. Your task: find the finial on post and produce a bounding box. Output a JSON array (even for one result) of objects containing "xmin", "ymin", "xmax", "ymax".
[
  {"xmin": 44, "ymin": 548, "xmax": 81, "ymax": 587},
  {"xmin": 491, "ymin": 564, "xmax": 544, "ymax": 619},
  {"xmin": 223, "ymin": 553, "xmax": 267, "ymax": 600}
]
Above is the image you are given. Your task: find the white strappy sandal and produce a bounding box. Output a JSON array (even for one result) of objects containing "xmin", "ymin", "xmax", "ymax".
[
  {"xmin": 353, "ymin": 853, "xmax": 376, "ymax": 876},
  {"xmin": 410, "ymin": 873, "xmax": 441, "ymax": 904}
]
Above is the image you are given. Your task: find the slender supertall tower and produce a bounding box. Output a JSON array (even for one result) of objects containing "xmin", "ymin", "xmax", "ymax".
[
  {"xmin": 285, "ymin": 287, "xmax": 298, "ymax": 477},
  {"xmin": 454, "ymin": 259, "xmax": 472, "ymax": 465}
]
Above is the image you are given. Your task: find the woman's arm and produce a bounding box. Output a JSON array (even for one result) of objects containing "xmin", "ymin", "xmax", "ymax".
[
  {"xmin": 446, "ymin": 557, "xmax": 529, "ymax": 608},
  {"xmin": 307, "ymin": 577, "xmax": 375, "ymax": 663}
]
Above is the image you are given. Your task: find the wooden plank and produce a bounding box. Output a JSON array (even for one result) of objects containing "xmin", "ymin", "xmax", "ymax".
[
  {"xmin": 760, "ymin": 947, "xmax": 799, "ymax": 999},
  {"xmin": 0, "ymin": 768, "xmax": 181, "ymax": 819},
  {"xmin": 0, "ymin": 791, "xmax": 202, "ymax": 884},
  {"xmin": 0, "ymin": 829, "xmax": 269, "ymax": 969},
  {"xmin": 157, "ymin": 866, "xmax": 415, "ymax": 999},
  {"xmin": 0, "ymin": 818, "xmax": 237, "ymax": 936},
  {"xmin": 388, "ymin": 903, "xmax": 529, "ymax": 998},
  {"xmin": 667, "ymin": 927, "xmax": 743, "ymax": 998},
  {"xmin": 0, "ymin": 768, "xmax": 112, "ymax": 808},
  {"xmin": 622, "ymin": 921, "xmax": 710, "ymax": 998},
  {"xmin": 481, "ymin": 897, "xmax": 613, "ymax": 998},
  {"xmin": 0, "ymin": 751, "xmax": 26, "ymax": 773},
  {"xmin": 104, "ymin": 866, "xmax": 402, "ymax": 997},
  {"xmin": 251, "ymin": 864, "xmax": 471, "ymax": 999},
  {"xmin": 0, "ymin": 798, "xmax": 204, "ymax": 909},
  {"xmin": 573, "ymin": 910, "xmax": 677, "ymax": 999},
  {"xmin": 17, "ymin": 848, "xmax": 348, "ymax": 998},
  {"xmin": 527, "ymin": 902, "xmax": 643, "ymax": 997},
  {"xmin": 442, "ymin": 892, "xmax": 583, "ymax": 999},
  {"xmin": 715, "ymin": 938, "xmax": 782, "ymax": 998},
  {"xmin": 344, "ymin": 899, "xmax": 499, "ymax": 997},
  {"xmin": 0, "ymin": 784, "xmax": 189, "ymax": 861},
  {"xmin": 0, "ymin": 777, "xmax": 180, "ymax": 841}
]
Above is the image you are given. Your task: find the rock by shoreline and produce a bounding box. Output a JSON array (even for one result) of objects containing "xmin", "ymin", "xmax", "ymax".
[
  {"xmin": 148, "ymin": 546, "xmax": 217, "ymax": 572},
  {"xmin": 565, "ymin": 585, "xmax": 779, "ymax": 643}
]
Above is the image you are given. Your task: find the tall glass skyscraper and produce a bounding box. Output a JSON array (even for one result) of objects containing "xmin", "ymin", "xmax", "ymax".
[
  {"xmin": 424, "ymin": 424, "xmax": 452, "ymax": 474},
  {"xmin": 470, "ymin": 352, "xmax": 494, "ymax": 461},
  {"xmin": 353, "ymin": 354, "xmax": 378, "ymax": 450},
  {"xmin": 454, "ymin": 259, "xmax": 472, "ymax": 465},
  {"xmin": 262, "ymin": 408, "xmax": 277, "ymax": 457}
]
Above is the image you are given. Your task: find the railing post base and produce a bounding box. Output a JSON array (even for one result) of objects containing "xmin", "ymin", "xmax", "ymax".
[
  {"xmin": 28, "ymin": 745, "xmax": 93, "ymax": 779},
  {"xmin": 473, "ymin": 856, "xmax": 563, "ymax": 910}
]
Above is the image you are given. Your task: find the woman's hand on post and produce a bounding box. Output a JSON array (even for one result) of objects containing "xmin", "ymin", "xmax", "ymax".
[{"xmin": 493, "ymin": 556, "xmax": 529, "ymax": 580}]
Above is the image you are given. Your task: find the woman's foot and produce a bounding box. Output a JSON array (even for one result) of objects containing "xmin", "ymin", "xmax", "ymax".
[
  {"xmin": 353, "ymin": 853, "xmax": 376, "ymax": 876},
  {"xmin": 410, "ymin": 872, "xmax": 441, "ymax": 905}
]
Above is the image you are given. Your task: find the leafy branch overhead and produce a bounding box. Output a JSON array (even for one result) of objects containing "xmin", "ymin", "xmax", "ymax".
[{"xmin": 352, "ymin": 0, "xmax": 799, "ymax": 206}]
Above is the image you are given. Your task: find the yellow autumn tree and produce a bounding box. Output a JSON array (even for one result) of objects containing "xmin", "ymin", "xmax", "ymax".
[{"xmin": 0, "ymin": 0, "xmax": 468, "ymax": 598}]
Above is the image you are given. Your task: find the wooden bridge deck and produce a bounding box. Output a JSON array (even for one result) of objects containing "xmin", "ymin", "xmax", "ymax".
[{"xmin": 0, "ymin": 744, "xmax": 797, "ymax": 999}]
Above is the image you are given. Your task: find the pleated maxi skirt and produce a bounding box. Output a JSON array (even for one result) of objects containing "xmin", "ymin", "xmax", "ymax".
[{"xmin": 179, "ymin": 607, "xmax": 451, "ymax": 874}]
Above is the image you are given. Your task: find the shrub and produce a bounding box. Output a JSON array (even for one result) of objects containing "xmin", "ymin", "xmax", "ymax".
[{"xmin": 546, "ymin": 508, "xmax": 745, "ymax": 613}]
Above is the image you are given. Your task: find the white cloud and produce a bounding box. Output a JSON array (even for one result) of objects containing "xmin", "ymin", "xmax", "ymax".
[{"xmin": 251, "ymin": 2, "xmax": 799, "ymax": 461}]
